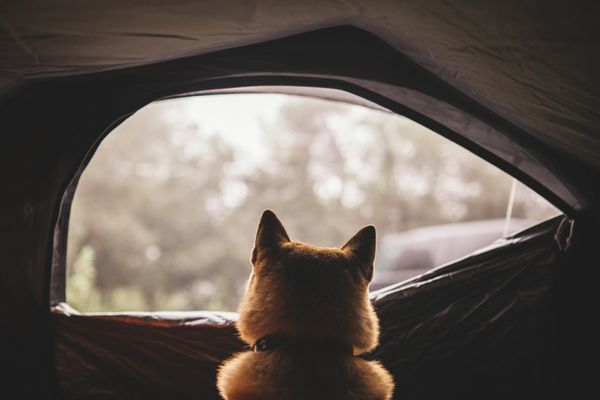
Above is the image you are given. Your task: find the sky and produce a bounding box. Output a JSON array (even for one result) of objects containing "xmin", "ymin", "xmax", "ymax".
[
  {"xmin": 144, "ymin": 91, "xmax": 393, "ymax": 170},
  {"xmin": 160, "ymin": 93, "xmax": 286, "ymax": 164}
]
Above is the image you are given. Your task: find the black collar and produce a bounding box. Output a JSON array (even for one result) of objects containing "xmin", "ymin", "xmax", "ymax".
[{"xmin": 252, "ymin": 334, "xmax": 353, "ymax": 355}]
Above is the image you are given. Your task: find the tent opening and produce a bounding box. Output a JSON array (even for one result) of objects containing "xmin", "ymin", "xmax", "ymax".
[{"xmin": 56, "ymin": 89, "xmax": 559, "ymax": 313}]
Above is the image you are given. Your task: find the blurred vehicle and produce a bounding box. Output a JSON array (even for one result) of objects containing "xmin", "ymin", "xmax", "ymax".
[{"xmin": 371, "ymin": 218, "xmax": 535, "ymax": 291}]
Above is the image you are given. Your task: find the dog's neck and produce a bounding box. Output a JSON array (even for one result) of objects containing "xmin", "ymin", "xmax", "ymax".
[{"xmin": 252, "ymin": 334, "xmax": 354, "ymax": 355}]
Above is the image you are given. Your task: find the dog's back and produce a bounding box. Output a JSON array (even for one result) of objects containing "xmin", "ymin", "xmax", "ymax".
[{"xmin": 217, "ymin": 210, "xmax": 394, "ymax": 399}]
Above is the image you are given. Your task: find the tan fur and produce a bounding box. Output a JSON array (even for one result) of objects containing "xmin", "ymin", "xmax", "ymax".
[{"xmin": 217, "ymin": 210, "xmax": 394, "ymax": 400}]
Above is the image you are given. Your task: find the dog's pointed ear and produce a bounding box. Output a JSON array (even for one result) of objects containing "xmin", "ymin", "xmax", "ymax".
[
  {"xmin": 342, "ymin": 225, "xmax": 376, "ymax": 281},
  {"xmin": 252, "ymin": 210, "xmax": 291, "ymax": 264}
]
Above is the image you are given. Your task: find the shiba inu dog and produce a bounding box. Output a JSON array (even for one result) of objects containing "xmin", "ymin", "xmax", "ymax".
[{"xmin": 216, "ymin": 210, "xmax": 394, "ymax": 399}]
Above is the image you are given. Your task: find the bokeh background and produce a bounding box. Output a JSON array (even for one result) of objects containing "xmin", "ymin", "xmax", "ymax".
[{"xmin": 66, "ymin": 93, "xmax": 558, "ymax": 312}]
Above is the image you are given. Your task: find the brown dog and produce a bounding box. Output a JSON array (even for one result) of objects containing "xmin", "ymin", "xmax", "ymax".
[{"xmin": 217, "ymin": 210, "xmax": 394, "ymax": 400}]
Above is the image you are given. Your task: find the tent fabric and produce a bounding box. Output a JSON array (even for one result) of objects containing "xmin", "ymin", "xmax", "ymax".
[
  {"xmin": 52, "ymin": 217, "xmax": 564, "ymax": 399},
  {"xmin": 53, "ymin": 308, "xmax": 243, "ymax": 399},
  {"xmin": 1, "ymin": 1, "xmax": 599, "ymax": 173},
  {"xmin": 371, "ymin": 217, "xmax": 563, "ymax": 399}
]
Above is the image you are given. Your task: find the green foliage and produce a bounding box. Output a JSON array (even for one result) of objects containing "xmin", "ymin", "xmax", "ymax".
[
  {"xmin": 66, "ymin": 95, "xmax": 558, "ymax": 313},
  {"xmin": 67, "ymin": 245, "xmax": 102, "ymax": 311}
]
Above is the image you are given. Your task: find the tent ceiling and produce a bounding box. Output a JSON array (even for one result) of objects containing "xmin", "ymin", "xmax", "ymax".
[{"xmin": 2, "ymin": 1, "xmax": 599, "ymax": 172}]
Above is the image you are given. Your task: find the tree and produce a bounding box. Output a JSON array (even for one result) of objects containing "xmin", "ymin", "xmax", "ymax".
[{"xmin": 67, "ymin": 94, "xmax": 558, "ymax": 312}]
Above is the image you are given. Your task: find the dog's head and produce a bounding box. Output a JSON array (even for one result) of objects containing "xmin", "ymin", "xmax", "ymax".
[{"xmin": 237, "ymin": 210, "xmax": 379, "ymax": 354}]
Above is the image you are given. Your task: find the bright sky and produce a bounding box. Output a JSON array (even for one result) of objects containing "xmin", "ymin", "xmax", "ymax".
[
  {"xmin": 148, "ymin": 92, "xmax": 386, "ymax": 170},
  {"xmin": 161, "ymin": 94, "xmax": 285, "ymax": 161}
]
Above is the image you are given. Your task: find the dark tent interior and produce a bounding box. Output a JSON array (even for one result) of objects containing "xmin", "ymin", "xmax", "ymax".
[{"xmin": 1, "ymin": 1, "xmax": 598, "ymax": 399}]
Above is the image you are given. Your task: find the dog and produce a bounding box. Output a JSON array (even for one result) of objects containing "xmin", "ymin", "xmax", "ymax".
[{"xmin": 217, "ymin": 210, "xmax": 394, "ymax": 399}]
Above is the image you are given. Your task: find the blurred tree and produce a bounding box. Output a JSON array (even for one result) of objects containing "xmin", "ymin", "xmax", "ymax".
[
  {"xmin": 67, "ymin": 95, "xmax": 558, "ymax": 312},
  {"xmin": 67, "ymin": 245, "xmax": 102, "ymax": 311}
]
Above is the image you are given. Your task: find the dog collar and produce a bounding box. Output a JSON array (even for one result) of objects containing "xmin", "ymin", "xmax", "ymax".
[
  {"xmin": 252, "ymin": 334, "xmax": 353, "ymax": 355},
  {"xmin": 252, "ymin": 335, "xmax": 277, "ymax": 352}
]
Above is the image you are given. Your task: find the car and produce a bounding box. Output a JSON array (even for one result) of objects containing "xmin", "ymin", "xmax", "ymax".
[{"xmin": 371, "ymin": 218, "xmax": 535, "ymax": 291}]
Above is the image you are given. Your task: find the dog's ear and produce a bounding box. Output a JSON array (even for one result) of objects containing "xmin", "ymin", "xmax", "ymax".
[
  {"xmin": 252, "ymin": 210, "xmax": 291, "ymax": 264},
  {"xmin": 342, "ymin": 225, "xmax": 376, "ymax": 281}
]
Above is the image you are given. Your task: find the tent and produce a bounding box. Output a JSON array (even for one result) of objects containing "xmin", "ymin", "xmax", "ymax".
[{"xmin": 1, "ymin": 1, "xmax": 597, "ymax": 398}]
